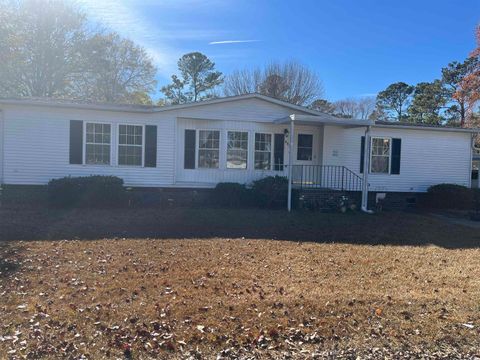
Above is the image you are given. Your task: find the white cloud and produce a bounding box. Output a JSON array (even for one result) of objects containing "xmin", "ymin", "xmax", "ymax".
[{"xmin": 209, "ymin": 40, "xmax": 260, "ymax": 45}]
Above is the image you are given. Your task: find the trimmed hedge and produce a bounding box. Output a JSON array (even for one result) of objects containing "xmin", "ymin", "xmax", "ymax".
[
  {"xmin": 213, "ymin": 176, "xmax": 289, "ymax": 208},
  {"xmin": 47, "ymin": 175, "xmax": 126, "ymax": 208},
  {"xmin": 251, "ymin": 176, "xmax": 288, "ymax": 208},
  {"xmin": 423, "ymin": 184, "xmax": 473, "ymax": 210}
]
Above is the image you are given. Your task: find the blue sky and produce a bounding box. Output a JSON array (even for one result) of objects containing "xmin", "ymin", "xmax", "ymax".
[{"xmin": 79, "ymin": 0, "xmax": 479, "ymax": 101}]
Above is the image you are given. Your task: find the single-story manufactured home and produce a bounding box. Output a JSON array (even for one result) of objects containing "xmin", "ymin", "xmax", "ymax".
[{"xmin": 0, "ymin": 94, "xmax": 477, "ymax": 211}]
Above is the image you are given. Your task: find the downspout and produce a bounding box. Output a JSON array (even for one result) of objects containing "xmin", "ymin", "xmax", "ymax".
[
  {"xmin": 469, "ymin": 133, "xmax": 474, "ymax": 189},
  {"xmin": 287, "ymin": 115, "xmax": 295, "ymax": 212},
  {"xmin": 361, "ymin": 125, "xmax": 374, "ymax": 214}
]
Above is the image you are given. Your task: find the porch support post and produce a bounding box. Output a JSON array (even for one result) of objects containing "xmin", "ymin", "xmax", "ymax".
[
  {"xmin": 361, "ymin": 125, "xmax": 372, "ymax": 213},
  {"xmin": 287, "ymin": 115, "xmax": 295, "ymax": 212}
]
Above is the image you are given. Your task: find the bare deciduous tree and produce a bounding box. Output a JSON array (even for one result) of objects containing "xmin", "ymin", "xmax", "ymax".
[
  {"xmin": 224, "ymin": 60, "xmax": 324, "ymax": 106},
  {"xmin": 332, "ymin": 97, "xmax": 376, "ymax": 119},
  {"xmin": 334, "ymin": 98, "xmax": 358, "ymax": 118},
  {"xmin": 356, "ymin": 97, "xmax": 377, "ymax": 120}
]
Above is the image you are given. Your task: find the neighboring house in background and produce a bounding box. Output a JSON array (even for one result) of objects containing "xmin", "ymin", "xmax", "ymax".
[{"xmin": 0, "ymin": 93, "xmax": 476, "ymax": 210}]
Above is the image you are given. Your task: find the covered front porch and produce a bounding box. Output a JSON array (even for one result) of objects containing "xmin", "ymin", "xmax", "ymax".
[{"xmin": 275, "ymin": 114, "xmax": 374, "ymax": 211}]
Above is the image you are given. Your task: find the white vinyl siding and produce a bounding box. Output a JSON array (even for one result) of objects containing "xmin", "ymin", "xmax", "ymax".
[
  {"xmin": 1, "ymin": 105, "xmax": 175, "ymax": 187},
  {"xmin": 227, "ymin": 131, "xmax": 248, "ymax": 169},
  {"xmin": 322, "ymin": 125, "xmax": 471, "ymax": 192}
]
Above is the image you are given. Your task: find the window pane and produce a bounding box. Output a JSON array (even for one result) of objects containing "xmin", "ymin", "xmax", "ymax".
[
  {"xmin": 227, "ymin": 132, "xmax": 248, "ymax": 169},
  {"xmin": 118, "ymin": 145, "xmax": 142, "ymax": 166},
  {"xmin": 298, "ymin": 134, "xmax": 313, "ymax": 148},
  {"xmin": 372, "ymin": 138, "xmax": 390, "ymax": 155},
  {"xmin": 371, "ymin": 138, "xmax": 390, "ymax": 174},
  {"xmin": 255, "ymin": 133, "xmax": 272, "ymax": 170},
  {"xmin": 297, "ymin": 148, "xmax": 312, "ymax": 161},
  {"xmin": 371, "ymin": 156, "xmax": 389, "ymax": 173},
  {"xmin": 198, "ymin": 149, "xmax": 219, "ymax": 168},
  {"xmin": 118, "ymin": 125, "xmax": 143, "ymax": 166},
  {"xmin": 198, "ymin": 130, "xmax": 220, "ymax": 168},
  {"xmin": 85, "ymin": 122, "xmax": 111, "ymax": 165},
  {"xmin": 255, "ymin": 152, "xmax": 271, "ymax": 170},
  {"xmin": 297, "ymin": 134, "xmax": 313, "ymax": 161}
]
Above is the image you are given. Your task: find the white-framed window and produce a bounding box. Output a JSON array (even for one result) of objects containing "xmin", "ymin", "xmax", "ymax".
[
  {"xmin": 297, "ymin": 134, "xmax": 313, "ymax": 161},
  {"xmin": 198, "ymin": 130, "xmax": 220, "ymax": 169},
  {"xmin": 85, "ymin": 122, "xmax": 111, "ymax": 165},
  {"xmin": 118, "ymin": 124, "xmax": 144, "ymax": 166},
  {"xmin": 370, "ymin": 137, "xmax": 391, "ymax": 174},
  {"xmin": 227, "ymin": 131, "xmax": 248, "ymax": 169},
  {"xmin": 254, "ymin": 133, "xmax": 272, "ymax": 170}
]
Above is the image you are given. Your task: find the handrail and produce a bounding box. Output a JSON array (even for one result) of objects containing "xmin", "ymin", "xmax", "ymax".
[{"xmin": 290, "ymin": 165, "xmax": 363, "ymax": 192}]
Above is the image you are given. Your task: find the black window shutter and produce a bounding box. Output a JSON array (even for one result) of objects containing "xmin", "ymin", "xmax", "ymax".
[
  {"xmin": 69, "ymin": 120, "xmax": 83, "ymax": 164},
  {"xmin": 360, "ymin": 136, "xmax": 365, "ymax": 173},
  {"xmin": 184, "ymin": 129, "xmax": 196, "ymax": 169},
  {"xmin": 274, "ymin": 133, "xmax": 285, "ymax": 171},
  {"xmin": 144, "ymin": 125, "xmax": 157, "ymax": 167},
  {"xmin": 391, "ymin": 138, "xmax": 401, "ymax": 175}
]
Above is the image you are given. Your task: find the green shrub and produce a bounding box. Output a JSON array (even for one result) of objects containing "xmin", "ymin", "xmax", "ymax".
[
  {"xmin": 423, "ymin": 184, "xmax": 473, "ymax": 210},
  {"xmin": 47, "ymin": 175, "xmax": 126, "ymax": 208},
  {"xmin": 251, "ymin": 176, "xmax": 288, "ymax": 208},
  {"xmin": 213, "ymin": 182, "xmax": 250, "ymax": 207}
]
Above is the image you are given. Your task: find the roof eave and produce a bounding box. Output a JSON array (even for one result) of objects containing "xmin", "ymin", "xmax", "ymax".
[
  {"xmin": 373, "ymin": 123, "xmax": 480, "ymax": 133},
  {"xmin": 152, "ymin": 93, "xmax": 323, "ymax": 115},
  {"xmin": 0, "ymin": 99, "xmax": 154, "ymax": 113},
  {"xmin": 275, "ymin": 114, "xmax": 374, "ymax": 127}
]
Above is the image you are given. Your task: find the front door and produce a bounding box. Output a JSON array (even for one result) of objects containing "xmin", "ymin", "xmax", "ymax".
[
  {"xmin": 296, "ymin": 133, "xmax": 315, "ymax": 164},
  {"xmin": 294, "ymin": 132, "xmax": 317, "ymax": 186}
]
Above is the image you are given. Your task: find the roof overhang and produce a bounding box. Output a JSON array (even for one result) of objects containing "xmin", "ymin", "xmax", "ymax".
[
  {"xmin": 374, "ymin": 123, "xmax": 480, "ymax": 134},
  {"xmin": 274, "ymin": 114, "xmax": 374, "ymax": 127},
  {"xmin": 0, "ymin": 98, "xmax": 154, "ymax": 113},
  {"xmin": 0, "ymin": 93, "xmax": 324, "ymax": 116}
]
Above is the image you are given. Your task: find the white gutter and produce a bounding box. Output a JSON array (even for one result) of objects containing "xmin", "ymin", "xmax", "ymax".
[
  {"xmin": 287, "ymin": 115, "xmax": 295, "ymax": 212},
  {"xmin": 361, "ymin": 126, "xmax": 374, "ymax": 214},
  {"xmin": 374, "ymin": 123, "xmax": 478, "ymax": 134}
]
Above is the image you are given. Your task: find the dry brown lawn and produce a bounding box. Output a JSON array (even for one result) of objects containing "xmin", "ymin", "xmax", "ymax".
[
  {"xmin": 1, "ymin": 208, "xmax": 480, "ymax": 359},
  {"xmin": 2, "ymin": 238, "xmax": 480, "ymax": 359}
]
